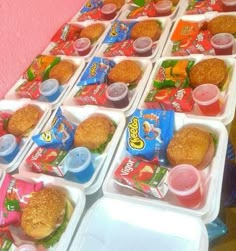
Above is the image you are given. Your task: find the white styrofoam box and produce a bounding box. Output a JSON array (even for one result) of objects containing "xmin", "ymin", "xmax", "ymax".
[
  {"xmin": 5, "ymin": 56, "xmax": 86, "ymax": 110},
  {"xmin": 0, "ymin": 170, "xmax": 86, "ymax": 251},
  {"xmin": 69, "ymin": 197, "xmax": 208, "ymax": 251},
  {"xmin": 162, "ymin": 12, "xmax": 236, "ymax": 57},
  {"xmin": 96, "ymin": 17, "xmax": 172, "ymax": 62},
  {"xmin": 19, "ymin": 105, "xmax": 126, "ymax": 194},
  {"xmin": 0, "ymin": 99, "xmax": 51, "ymax": 173},
  {"xmin": 138, "ymin": 55, "xmax": 236, "ymax": 125},
  {"xmin": 102, "ymin": 113, "xmax": 228, "ymax": 223},
  {"xmin": 43, "ymin": 21, "xmax": 111, "ymax": 62},
  {"xmin": 63, "ymin": 56, "xmax": 153, "ymax": 117}
]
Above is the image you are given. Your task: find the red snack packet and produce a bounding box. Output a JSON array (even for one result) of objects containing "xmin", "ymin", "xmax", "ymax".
[
  {"xmin": 0, "ymin": 112, "xmax": 12, "ymax": 137},
  {"xmin": 128, "ymin": 2, "xmax": 160, "ymax": 19},
  {"xmin": 50, "ymin": 40, "xmax": 76, "ymax": 56},
  {"xmin": 26, "ymin": 147, "xmax": 68, "ymax": 177},
  {"xmin": 114, "ymin": 157, "xmax": 169, "ymax": 198},
  {"xmin": 104, "ymin": 39, "xmax": 135, "ymax": 57},
  {"xmin": 0, "ymin": 174, "xmax": 43, "ymax": 226},
  {"xmin": 186, "ymin": 0, "xmax": 223, "ymax": 14},
  {"xmin": 74, "ymin": 84, "xmax": 108, "ymax": 106},
  {"xmin": 15, "ymin": 80, "xmax": 41, "ymax": 100},
  {"xmin": 77, "ymin": 8, "xmax": 102, "ymax": 21},
  {"xmin": 145, "ymin": 88, "xmax": 194, "ymax": 112},
  {"xmin": 51, "ymin": 23, "xmax": 82, "ymax": 44}
]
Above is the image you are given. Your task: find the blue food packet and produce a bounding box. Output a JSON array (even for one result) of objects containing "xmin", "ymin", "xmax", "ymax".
[
  {"xmin": 80, "ymin": 0, "xmax": 103, "ymax": 13},
  {"xmin": 103, "ymin": 20, "xmax": 137, "ymax": 44},
  {"xmin": 32, "ymin": 108, "xmax": 76, "ymax": 151},
  {"xmin": 78, "ymin": 57, "xmax": 115, "ymax": 86},
  {"xmin": 126, "ymin": 109, "xmax": 175, "ymax": 164}
]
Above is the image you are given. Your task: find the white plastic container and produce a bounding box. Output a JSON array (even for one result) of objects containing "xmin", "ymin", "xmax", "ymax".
[
  {"xmin": 103, "ymin": 113, "xmax": 228, "ymax": 224},
  {"xmin": 96, "ymin": 17, "xmax": 172, "ymax": 62},
  {"xmin": 138, "ymin": 55, "xmax": 236, "ymax": 125},
  {"xmin": 5, "ymin": 56, "xmax": 85, "ymax": 110},
  {"xmin": 69, "ymin": 197, "xmax": 208, "ymax": 251},
  {"xmin": 63, "ymin": 56, "xmax": 153, "ymax": 117},
  {"xmin": 0, "ymin": 99, "xmax": 51, "ymax": 172},
  {"xmin": 19, "ymin": 105, "xmax": 126, "ymax": 195}
]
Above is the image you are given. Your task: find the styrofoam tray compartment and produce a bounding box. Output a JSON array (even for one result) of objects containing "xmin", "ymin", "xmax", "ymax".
[
  {"xmin": 0, "ymin": 99, "xmax": 51, "ymax": 173},
  {"xmin": 19, "ymin": 105, "xmax": 126, "ymax": 194},
  {"xmin": 63, "ymin": 56, "xmax": 153, "ymax": 117},
  {"xmin": 69, "ymin": 197, "xmax": 208, "ymax": 251},
  {"xmin": 103, "ymin": 113, "xmax": 228, "ymax": 223},
  {"xmin": 96, "ymin": 17, "xmax": 172, "ymax": 61},
  {"xmin": 139, "ymin": 55, "xmax": 236, "ymax": 125},
  {"xmin": 43, "ymin": 21, "xmax": 111, "ymax": 62},
  {"xmin": 5, "ymin": 56, "xmax": 85, "ymax": 110},
  {"xmin": 0, "ymin": 170, "xmax": 86, "ymax": 251}
]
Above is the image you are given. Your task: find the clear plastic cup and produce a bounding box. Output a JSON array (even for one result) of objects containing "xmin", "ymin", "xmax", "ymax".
[
  {"xmin": 15, "ymin": 244, "xmax": 37, "ymax": 251},
  {"xmin": 73, "ymin": 37, "xmax": 91, "ymax": 56},
  {"xmin": 211, "ymin": 33, "xmax": 234, "ymax": 55},
  {"xmin": 64, "ymin": 147, "xmax": 95, "ymax": 183},
  {"xmin": 154, "ymin": 0, "xmax": 173, "ymax": 16},
  {"xmin": 101, "ymin": 3, "xmax": 117, "ymax": 20},
  {"xmin": 133, "ymin": 37, "xmax": 153, "ymax": 57},
  {"xmin": 168, "ymin": 164, "xmax": 202, "ymax": 208},
  {"xmin": 106, "ymin": 82, "xmax": 129, "ymax": 108},
  {"xmin": 0, "ymin": 134, "xmax": 19, "ymax": 163},
  {"xmin": 221, "ymin": 0, "xmax": 236, "ymax": 11},
  {"xmin": 192, "ymin": 83, "xmax": 221, "ymax": 116},
  {"xmin": 39, "ymin": 78, "xmax": 61, "ymax": 102}
]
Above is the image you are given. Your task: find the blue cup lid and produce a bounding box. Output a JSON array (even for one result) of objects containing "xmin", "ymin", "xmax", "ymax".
[
  {"xmin": 39, "ymin": 78, "xmax": 59, "ymax": 97},
  {"xmin": 0, "ymin": 134, "xmax": 17, "ymax": 157}
]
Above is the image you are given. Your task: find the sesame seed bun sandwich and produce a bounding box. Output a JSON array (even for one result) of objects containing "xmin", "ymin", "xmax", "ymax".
[{"xmin": 20, "ymin": 187, "xmax": 74, "ymax": 248}]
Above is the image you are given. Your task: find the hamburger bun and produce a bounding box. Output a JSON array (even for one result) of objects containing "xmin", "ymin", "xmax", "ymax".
[
  {"xmin": 74, "ymin": 115, "xmax": 116, "ymax": 153},
  {"xmin": 7, "ymin": 105, "xmax": 42, "ymax": 137},
  {"xmin": 167, "ymin": 126, "xmax": 215, "ymax": 170},
  {"xmin": 208, "ymin": 15, "xmax": 236, "ymax": 35},
  {"xmin": 108, "ymin": 60, "xmax": 142, "ymax": 85},
  {"xmin": 189, "ymin": 58, "xmax": 227, "ymax": 88},
  {"xmin": 80, "ymin": 23, "xmax": 105, "ymax": 42},
  {"xmin": 130, "ymin": 20, "xmax": 162, "ymax": 41}
]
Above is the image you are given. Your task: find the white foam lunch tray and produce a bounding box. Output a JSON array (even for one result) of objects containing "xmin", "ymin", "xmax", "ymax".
[
  {"xmin": 102, "ymin": 112, "xmax": 228, "ymax": 224},
  {"xmin": 162, "ymin": 12, "xmax": 236, "ymax": 57},
  {"xmin": 19, "ymin": 105, "xmax": 126, "ymax": 195},
  {"xmin": 0, "ymin": 99, "xmax": 52, "ymax": 173},
  {"xmin": 96, "ymin": 17, "xmax": 172, "ymax": 62},
  {"xmin": 0, "ymin": 169, "xmax": 85, "ymax": 251},
  {"xmin": 5, "ymin": 56, "xmax": 86, "ymax": 110},
  {"xmin": 139, "ymin": 55, "xmax": 236, "ymax": 125},
  {"xmin": 63, "ymin": 56, "xmax": 153, "ymax": 117}
]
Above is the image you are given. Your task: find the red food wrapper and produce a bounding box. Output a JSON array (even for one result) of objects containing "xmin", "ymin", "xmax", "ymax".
[
  {"xmin": 145, "ymin": 88, "xmax": 194, "ymax": 112},
  {"xmin": 0, "ymin": 112, "xmax": 12, "ymax": 137},
  {"xmin": 74, "ymin": 84, "xmax": 108, "ymax": 106},
  {"xmin": 50, "ymin": 40, "xmax": 76, "ymax": 56},
  {"xmin": 114, "ymin": 157, "xmax": 169, "ymax": 198},
  {"xmin": 26, "ymin": 147, "xmax": 68, "ymax": 177},
  {"xmin": 15, "ymin": 80, "xmax": 41, "ymax": 100},
  {"xmin": 128, "ymin": 2, "xmax": 160, "ymax": 19},
  {"xmin": 186, "ymin": 0, "xmax": 223, "ymax": 14},
  {"xmin": 77, "ymin": 8, "xmax": 102, "ymax": 21},
  {"xmin": 104, "ymin": 39, "xmax": 135, "ymax": 57}
]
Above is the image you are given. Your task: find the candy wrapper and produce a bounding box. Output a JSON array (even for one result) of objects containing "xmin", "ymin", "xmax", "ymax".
[
  {"xmin": 80, "ymin": 0, "xmax": 103, "ymax": 13},
  {"xmin": 145, "ymin": 88, "xmax": 194, "ymax": 112},
  {"xmin": 15, "ymin": 80, "xmax": 41, "ymax": 100},
  {"xmin": 74, "ymin": 84, "xmax": 108, "ymax": 106},
  {"xmin": 153, "ymin": 59, "xmax": 195, "ymax": 89},
  {"xmin": 128, "ymin": 2, "xmax": 162, "ymax": 19},
  {"xmin": 77, "ymin": 8, "xmax": 102, "ymax": 21},
  {"xmin": 104, "ymin": 39, "xmax": 135, "ymax": 57},
  {"xmin": 78, "ymin": 57, "xmax": 115, "ymax": 86},
  {"xmin": 50, "ymin": 40, "xmax": 76, "ymax": 56},
  {"xmin": 114, "ymin": 157, "xmax": 169, "ymax": 199},
  {"xmin": 126, "ymin": 109, "xmax": 175, "ymax": 164},
  {"xmin": 26, "ymin": 147, "xmax": 68, "ymax": 177},
  {"xmin": 0, "ymin": 174, "xmax": 43, "ymax": 226},
  {"xmin": 186, "ymin": 0, "xmax": 223, "ymax": 14},
  {"xmin": 32, "ymin": 108, "xmax": 76, "ymax": 151}
]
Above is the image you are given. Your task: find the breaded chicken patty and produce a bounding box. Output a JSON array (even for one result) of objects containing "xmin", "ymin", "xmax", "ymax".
[
  {"xmin": 108, "ymin": 60, "xmax": 142, "ymax": 84},
  {"xmin": 208, "ymin": 15, "xmax": 236, "ymax": 35},
  {"xmin": 8, "ymin": 105, "xmax": 42, "ymax": 136},
  {"xmin": 189, "ymin": 58, "xmax": 227, "ymax": 88},
  {"xmin": 74, "ymin": 115, "xmax": 115, "ymax": 153},
  {"xmin": 80, "ymin": 23, "xmax": 105, "ymax": 42},
  {"xmin": 103, "ymin": 0, "xmax": 125, "ymax": 10},
  {"xmin": 130, "ymin": 20, "xmax": 162, "ymax": 41}
]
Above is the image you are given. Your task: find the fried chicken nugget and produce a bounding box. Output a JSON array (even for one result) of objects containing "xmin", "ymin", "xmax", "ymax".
[
  {"xmin": 80, "ymin": 23, "xmax": 105, "ymax": 42},
  {"xmin": 103, "ymin": 0, "xmax": 125, "ymax": 10},
  {"xmin": 208, "ymin": 15, "xmax": 236, "ymax": 35},
  {"xmin": 130, "ymin": 20, "xmax": 162, "ymax": 41}
]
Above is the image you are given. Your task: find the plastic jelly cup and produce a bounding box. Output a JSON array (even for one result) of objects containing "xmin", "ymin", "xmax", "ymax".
[
  {"xmin": 154, "ymin": 0, "xmax": 173, "ymax": 16},
  {"xmin": 16, "ymin": 244, "xmax": 37, "ymax": 251},
  {"xmin": 168, "ymin": 164, "xmax": 202, "ymax": 208},
  {"xmin": 101, "ymin": 3, "xmax": 117, "ymax": 20},
  {"xmin": 39, "ymin": 78, "xmax": 61, "ymax": 102},
  {"xmin": 192, "ymin": 83, "xmax": 221, "ymax": 116},
  {"xmin": 73, "ymin": 37, "xmax": 91, "ymax": 56},
  {"xmin": 65, "ymin": 147, "xmax": 95, "ymax": 184},
  {"xmin": 106, "ymin": 82, "xmax": 129, "ymax": 108},
  {"xmin": 221, "ymin": 0, "xmax": 236, "ymax": 11},
  {"xmin": 0, "ymin": 134, "xmax": 19, "ymax": 163},
  {"xmin": 133, "ymin": 37, "xmax": 153, "ymax": 57},
  {"xmin": 211, "ymin": 33, "xmax": 234, "ymax": 55}
]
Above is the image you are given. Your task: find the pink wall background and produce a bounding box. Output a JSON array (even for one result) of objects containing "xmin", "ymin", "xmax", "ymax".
[{"xmin": 0, "ymin": 0, "xmax": 84, "ymax": 98}]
